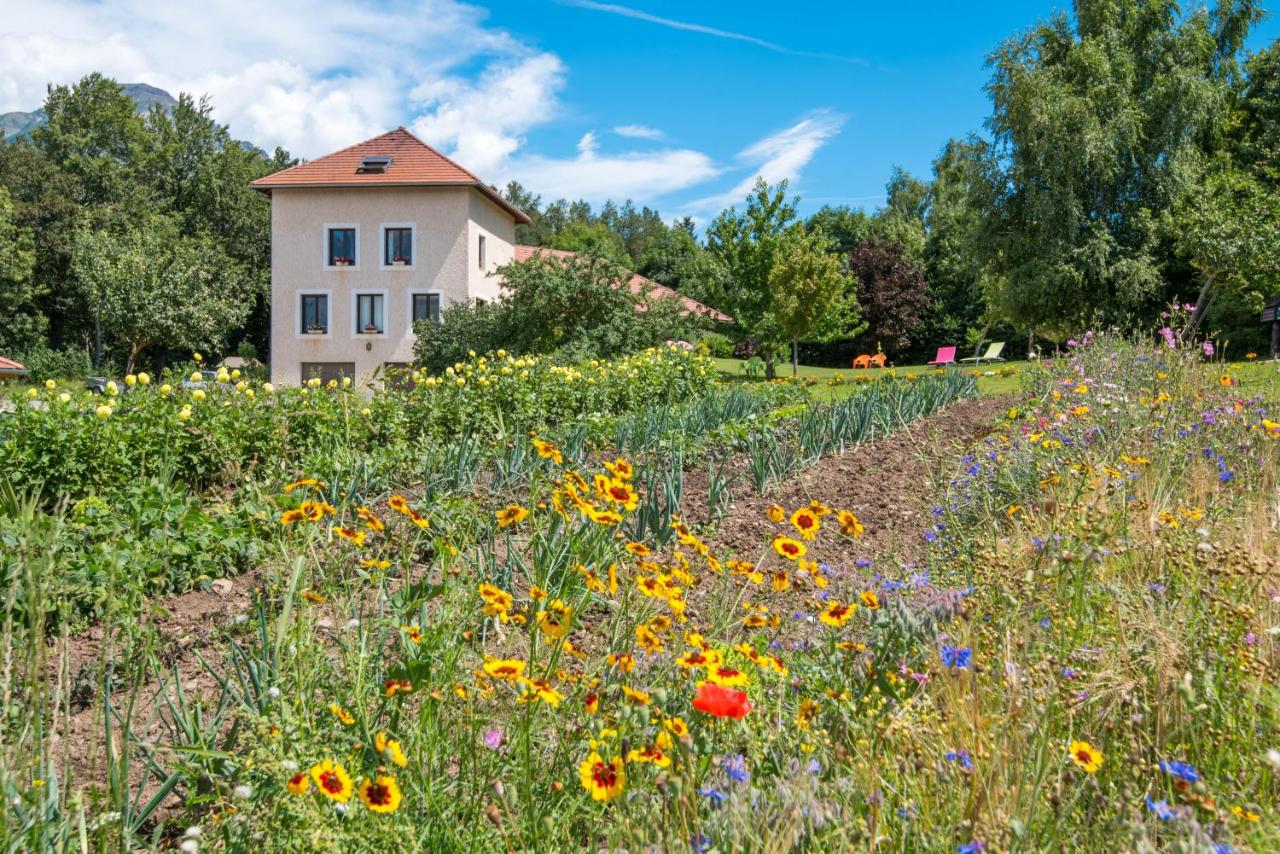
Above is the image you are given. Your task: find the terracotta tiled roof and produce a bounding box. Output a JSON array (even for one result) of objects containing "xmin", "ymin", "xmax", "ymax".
[
  {"xmin": 0, "ymin": 356, "xmax": 28, "ymax": 376},
  {"xmin": 513, "ymin": 245, "xmax": 733, "ymax": 324},
  {"xmin": 251, "ymin": 128, "xmax": 530, "ymax": 223}
]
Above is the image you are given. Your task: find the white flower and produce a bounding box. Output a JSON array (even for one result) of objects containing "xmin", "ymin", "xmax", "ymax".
[
  {"xmin": 185, "ymin": 826, "xmax": 203, "ymax": 838},
  {"xmin": 345, "ymin": 618, "xmax": 360, "ymax": 630},
  {"xmin": 179, "ymin": 840, "xmax": 199, "ymax": 853},
  {"xmin": 282, "ymin": 759, "xmax": 298, "ymax": 773},
  {"xmin": 267, "ymin": 686, "xmax": 281, "ymax": 700},
  {"xmin": 233, "ymin": 784, "xmax": 252, "ymax": 798}
]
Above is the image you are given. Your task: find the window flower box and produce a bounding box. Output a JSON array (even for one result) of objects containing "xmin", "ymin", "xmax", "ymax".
[
  {"xmin": 332, "ymin": 256, "xmax": 353, "ymax": 267},
  {"xmin": 362, "ymin": 323, "xmax": 381, "ymax": 335},
  {"xmin": 305, "ymin": 325, "xmax": 327, "ymax": 335},
  {"xmin": 392, "ymin": 256, "xmax": 410, "ymax": 266}
]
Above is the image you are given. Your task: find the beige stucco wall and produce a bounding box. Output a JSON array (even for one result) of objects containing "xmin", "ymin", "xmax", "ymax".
[
  {"xmin": 467, "ymin": 191, "xmax": 517, "ymax": 302},
  {"xmin": 268, "ymin": 186, "xmax": 514, "ymax": 386}
]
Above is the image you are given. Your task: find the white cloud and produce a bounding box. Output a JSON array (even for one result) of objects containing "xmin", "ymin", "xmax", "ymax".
[
  {"xmin": 684, "ymin": 109, "xmax": 846, "ymax": 214},
  {"xmin": 613, "ymin": 123, "xmax": 664, "ymax": 141},
  {"xmin": 0, "ymin": 0, "xmax": 562, "ymax": 163},
  {"xmin": 510, "ymin": 144, "xmax": 718, "ymax": 205}
]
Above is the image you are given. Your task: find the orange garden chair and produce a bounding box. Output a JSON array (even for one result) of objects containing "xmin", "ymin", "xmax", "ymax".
[
  {"xmin": 869, "ymin": 353, "xmax": 888, "ymax": 369},
  {"xmin": 851, "ymin": 354, "xmax": 871, "ymax": 369}
]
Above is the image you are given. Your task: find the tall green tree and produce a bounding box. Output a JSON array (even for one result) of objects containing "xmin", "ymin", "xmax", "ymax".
[
  {"xmin": 0, "ymin": 186, "xmax": 39, "ymax": 352},
  {"xmin": 71, "ymin": 216, "xmax": 255, "ymax": 373},
  {"xmin": 768, "ymin": 228, "xmax": 860, "ymax": 375},
  {"xmin": 704, "ymin": 179, "xmax": 801, "ymax": 378},
  {"xmin": 979, "ymin": 0, "xmax": 1261, "ymax": 334}
]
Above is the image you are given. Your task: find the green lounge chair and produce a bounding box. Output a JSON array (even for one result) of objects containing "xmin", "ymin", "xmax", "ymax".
[{"xmin": 960, "ymin": 342, "xmax": 1006, "ymax": 363}]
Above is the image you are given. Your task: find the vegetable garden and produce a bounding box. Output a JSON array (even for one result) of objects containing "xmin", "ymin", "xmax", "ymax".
[{"xmin": 1, "ymin": 339, "xmax": 1278, "ymax": 852}]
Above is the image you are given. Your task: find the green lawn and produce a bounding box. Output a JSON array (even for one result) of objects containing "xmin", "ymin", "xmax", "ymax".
[{"xmin": 710, "ymin": 356, "xmax": 1029, "ymax": 400}]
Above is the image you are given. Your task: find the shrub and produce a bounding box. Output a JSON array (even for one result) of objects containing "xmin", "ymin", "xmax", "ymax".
[
  {"xmin": 697, "ymin": 331, "xmax": 734, "ymax": 358},
  {"xmin": 9, "ymin": 345, "xmax": 91, "ymax": 383},
  {"xmin": 412, "ymin": 301, "xmax": 510, "ymax": 372}
]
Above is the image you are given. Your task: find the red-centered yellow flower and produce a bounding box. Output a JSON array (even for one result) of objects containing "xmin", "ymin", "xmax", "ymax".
[
  {"xmin": 358, "ymin": 774, "xmax": 403, "ymax": 813},
  {"xmin": 537, "ymin": 599, "xmax": 572, "ymax": 639},
  {"xmin": 278, "ymin": 508, "xmax": 305, "ymax": 525},
  {"xmin": 1067, "ymin": 740, "xmax": 1103, "ymax": 773},
  {"xmin": 796, "ymin": 698, "xmax": 820, "ymax": 730},
  {"xmin": 770, "ymin": 571, "xmax": 791, "ymax": 592},
  {"xmin": 384, "ymin": 678, "xmax": 413, "ymax": 698},
  {"xmin": 677, "ymin": 648, "xmax": 722, "ymax": 669},
  {"xmin": 328, "ymin": 703, "xmax": 355, "ymax": 725},
  {"xmin": 664, "ymin": 717, "xmax": 690, "ymax": 739},
  {"xmin": 532, "ymin": 437, "xmax": 564, "ymax": 465},
  {"xmin": 588, "ymin": 507, "xmax": 623, "ymax": 526},
  {"xmin": 808, "ymin": 500, "xmax": 831, "ymax": 516},
  {"xmin": 301, "ymin": 589, "xmax": 326, "ymax": 604},
  {"xmin": 607, "ymin": 652, "xmax": 635, "ymax": 673},
  {"xmin": 334, "ymin": 526, "xmax": 367, "ymax": 547},
  {"xmin": 479, "ymin": 583, "xmax": 514, "ymax": 620},
  {"xmin": 375, "ymin": 732, "xmax": 408, "ymax": 767},
  {"xmin": 310, "ymin": 759, "xmax": 354, "ymax": 802},
  {"xmin": 860, "ymin": 590, "xmax": 881, "ymax": 610},
  {"xmin": 1232, "ymin": 805, "xmax": 1261, "ymax": 822},
  {"xmin": 578, "ymin": 752, "xmax": 625, "ymax": 801},
  {"xmin": 286, "ymin": 771, "xmax": 310, "ymax": 794},
  {"xmin": 283, "ymin": 477, "xmax": 323, "ymax": 493},
  {"xmin": 627, "ymin": 744, "xmax": 672, "ymax": 768},
  {"xmin": 819, "ymin": 600, "xmax": 857, "ymax": 627},
  {"xmin": 636, "ymin": 624, "xmax": 665, "ymax": 654},
  {"xmin": 482, "ymin": 658, "xmax": 526, "ymax": 680},
  {"xmin": 837, "ymin": 510, "xmax": 864, "ymax": 538},
  {"xmin": 496, "ymin": 505, "xmax": 528, "ymax": 527},
  {"xmin": 603, "ymin": 479, "xmax": 639, "ymax": 512},
  {"xmin": 584, "ymin": 692, "xmax": 600, "ymax": 714},
  {"xmin": 625, "ymin": 541, "xmax": 651, "ymax": 556},
  {"xmin": 604, "ymin": 458, "xmax": 634, "ymax": 481},
  {"xmin": 772, "ymin": 536, "xmax": 806, "ymax": 561},
  {"xmin": 790, "ymin": 507, "xmax": 820, "ymax": 540},
  {"xmin": 766, "ymin": 504, "xmax": 786, "ymax": 523},
  {"xmin": 622, "ymin": 686, "xmax": 652, "ymax": 705},
  {"xmin": 705, "ymin": 664, "xmax": 749, "ymax": 687},
  {"xmin": 361, "ymin": 558, "xmax": 391, "ymax": 570},
  {"xmin": 356, "ymin": 506, "xmax": 384, "ymax": 532},
  {"xmin": 518, "ymin": 677, "xmax": 565, "ymax": 708},
  {"xmin": 387, "ymin": 495, "xmax": 408, "ymax": 513}
]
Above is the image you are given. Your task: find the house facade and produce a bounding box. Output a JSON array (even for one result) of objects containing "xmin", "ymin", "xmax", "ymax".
[{"xmin": 251, "ymin": 128, "xmax": 529, "ymax": 386}]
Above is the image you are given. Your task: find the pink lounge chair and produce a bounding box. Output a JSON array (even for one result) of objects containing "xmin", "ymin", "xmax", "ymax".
[{"xmin": 927, "ymin": 346, "xmax": 957, "ymax": 366}]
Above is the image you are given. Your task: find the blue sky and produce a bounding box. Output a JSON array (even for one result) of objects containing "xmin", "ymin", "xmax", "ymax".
[{"xmin": 4, "ymin": 0, "xmax": 1278, "ymax": 222}]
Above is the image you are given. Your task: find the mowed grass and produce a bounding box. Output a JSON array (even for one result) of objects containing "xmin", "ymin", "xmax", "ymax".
[
  {"xmin": 713, "ymin": 355, "xmax": 1280, "ymax": 402},
  {"xmin": 711, "ymin": 357, "xmax": 1030, "ymax": 400}
]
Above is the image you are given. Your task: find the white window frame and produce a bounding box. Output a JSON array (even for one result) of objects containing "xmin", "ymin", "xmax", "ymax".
[
  {"xmin": 324, "ymin": 223, "xmax": 360, "ymax": 270},
  {"xmin": 380, "ymin": 222, "xmax": 416, "ymax": 271},
  {"xmin": 406, "ymin": 289, "xmax": 444, "ymax": 333},
  {"xmin": 295, "ymin": 288, "xmax": 333, "ymax": 339},
  {"xmin": 477, "ymin": 233, "xmax": 486, "ymax": 270},
  {"xmin": 351, "ymin": 288, "xmax": 389, "ymax": 338}
]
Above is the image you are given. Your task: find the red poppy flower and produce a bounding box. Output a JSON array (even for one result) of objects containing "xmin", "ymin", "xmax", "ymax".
[{"xmin": 692, "ymin": 683, "xmax": 752, "ymax": 719}]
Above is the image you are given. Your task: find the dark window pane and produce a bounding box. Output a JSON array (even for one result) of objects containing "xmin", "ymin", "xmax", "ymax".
[
  {"xmin": 301, "ymin": 294, "xmax": 328, "ymax": 333},
  {"xmin": 412, "ymin": 293, "xmax": 441, "ymax": 324},
  {"xmin": 385, "ymin": 228, "xmax": 412, "ymax": 265},
  {"xmin": 329, "ymin": 228, "xmax": 355, "ymax": 265},
  {"xmin": 357, "ymin": 293, "xmax": 384, "ymax": 333}
]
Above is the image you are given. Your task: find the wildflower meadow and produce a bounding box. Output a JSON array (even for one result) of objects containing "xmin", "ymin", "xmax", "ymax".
[{"xmin": 1, "ymin": 334, "xmax": 1278, "ymax": 853}]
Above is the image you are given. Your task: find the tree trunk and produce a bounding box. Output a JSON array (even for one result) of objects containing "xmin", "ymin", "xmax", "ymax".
[
  {"xmin": 93, "ymin": 315, "xmax": 102, "ymax": 373},
  {"xmin": 791, "ymin": 340, "xmax": 799, "ymax": 377},
  {"xmin": 764, "ymin": 347, "xmax": 776, "ymax": 380},
  {"xmin": 1190, "ymin": 272, "xmax": 1217, "ymax": 334}
]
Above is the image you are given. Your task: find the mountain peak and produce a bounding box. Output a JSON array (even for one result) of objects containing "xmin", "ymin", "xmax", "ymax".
[{"xmin": 1, "ymin": 81, "xmax": 178, "ymax": 141}]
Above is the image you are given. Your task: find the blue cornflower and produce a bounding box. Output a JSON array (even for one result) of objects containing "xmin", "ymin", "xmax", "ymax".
[
  {"xmin": 1039, "ymin": 617, "xmax": 1051, "ymax": 629},
  {"xmin": 957, "ymin": 841, "xmax": 985, "ymax": 854},
  {"xmin": 690, "ymin": 834, "xmax": 712, "ymax": 853},
  {"xmin": 1158, "ymin": 759, "xmax": 1200, "ymax": 783},
  {"xmin": 1212, "ymin": 843, "xmax": 1238, "ymax": 854},
  {"xmin": 699, "ymin": 785, "xmax": 727, "ymax": 805},
  {"xmin": 924, "ymin": 529, "xmax": 939, "ymax": 544},
  {"xmin": 806, "ymin": 759, "xmax": 821, "ymax": 775},
  {"xmin": 855, "ymin": 558, "xmax": 873, "ymax": 568},
  {"xmin": 945, "ymin": 749, "xmax": 973, "ymax": 769},
  {"xmin": 722, "ymin": 754, "xmax": 749, "ymax": 784},
  {"xmin": 940, "ymin": 644, "xmax": 972, "ymax": 670},
  {"xmin": 1146, "ymin": 796, "xmax": 1177, "ymax": 821}
]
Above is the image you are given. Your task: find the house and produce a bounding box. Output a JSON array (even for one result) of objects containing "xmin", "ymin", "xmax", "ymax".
[{"xmin": 252, "ymin": 128, "xmax": 728, "ymax": 386}]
